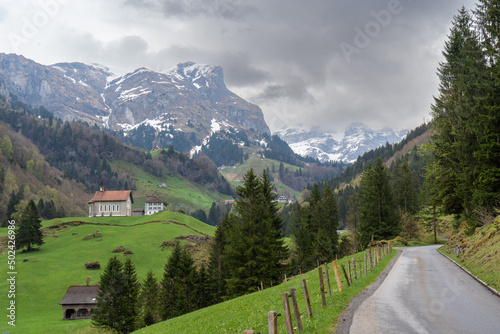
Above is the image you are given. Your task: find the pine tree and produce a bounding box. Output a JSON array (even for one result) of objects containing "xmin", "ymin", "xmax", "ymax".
[
  {"xmin": 317, "ymin": 184, "xmax": 339, "ymax": 261},
  {"xmin": 223, "ymin": 168, "xmax": 288, "ymax": 298},
  {"xmin": 207, "ymin": 216, "xmax": 230, "ymax": 303},
  {"xmin": 473, "ymin": 0, "xmax": 500, "ymax": 210},
  {"xmin": 17, "ymin": 200, "xmax": 44, "ymax": 251},
  {"xmin": 392, "ymin": 159, "xmax": 418, "ymax": 214},
  {"xmin": 291, "ymin": 202, "xmax": 314, "ymax": 273},
  {"xmin": 429, "ymin": 7, "xmax": 490, "ymax": 221},
  {"xmin": 93, "ymin": 256, "xmax": 125, "ymax": 332},
  {"xmin": 160, "ymin": 243, "xmax": 197, "ymax": 320},
  {"xmin": 140, "ymin": 270, "xmax": 159, "ymax": 326},
  {"xmin": 358, "ymin": 158, "xmax": 399, "ymax": 247},
  {"xmin": 346, "ymin": 187, "xmax": 361, "ymax": 251},
  {"xmin": 121, "ymin": 257, "xmax": 139, "ymax": 333}
]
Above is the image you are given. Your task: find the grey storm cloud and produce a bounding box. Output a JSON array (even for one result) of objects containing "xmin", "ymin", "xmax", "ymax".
[{"xmin": 0, "ymin": 0, "xmax": 478, "ymax": 133}]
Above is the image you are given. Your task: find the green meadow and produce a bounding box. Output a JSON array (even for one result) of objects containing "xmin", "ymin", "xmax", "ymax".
[
  {"xmin": 0, "ymin": 212, "xmax": 215, "ymax": 334},
  {"xmin": 0, "ymin": 211, "xmax": 396, "ymax": 334},
  {"xmin": 112, "ymin": 160, "xmax": 233, "ymax": 211},
  {"xmin": 135, "ymin": 249, "xmax": 397, "ymax": 334}
]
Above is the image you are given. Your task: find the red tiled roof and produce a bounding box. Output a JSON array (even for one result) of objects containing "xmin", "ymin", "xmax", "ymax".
[
  {"xmin": 145, "ymin": 197, "xmax": 163, "ymax": 203},
  {"xmin": 88, "ymin": 190, "xmax": 133, "ymax": 204}
]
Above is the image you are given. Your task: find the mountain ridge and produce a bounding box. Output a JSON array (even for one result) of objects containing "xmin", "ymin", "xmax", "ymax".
[
  {"xmin": 276, "ymin": 123, "xmax": 407, "ymax": 163},
  {"xmin": 0, "ymin": 54, "xmax": 270, "ymax": 151}
]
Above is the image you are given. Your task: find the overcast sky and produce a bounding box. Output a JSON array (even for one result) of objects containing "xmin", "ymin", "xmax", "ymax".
[{"xmin": 0, "ymin": 0, "xmax": 477, "ymax": 136}]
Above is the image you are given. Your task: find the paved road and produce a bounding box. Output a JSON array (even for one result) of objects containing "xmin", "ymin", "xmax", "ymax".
[{"xmin": 349, "ymin": 245, "xmax": 500, "ymax": 334}]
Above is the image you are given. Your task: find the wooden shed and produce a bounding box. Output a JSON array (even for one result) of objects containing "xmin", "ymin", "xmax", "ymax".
[{"xmin": 60, "ymin": 285, "xmax": 98, "ymax": 320}]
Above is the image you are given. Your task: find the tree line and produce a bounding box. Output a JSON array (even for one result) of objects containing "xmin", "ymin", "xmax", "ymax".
[{"xmin": 427, "ymin": 2, "xmax": 500, "ymax": 228}]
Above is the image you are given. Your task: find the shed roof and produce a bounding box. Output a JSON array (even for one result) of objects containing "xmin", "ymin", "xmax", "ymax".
[
  {"xmin": 60, "ymin": 286, "xmax": 99, "ymax": 305},
  {"xmin": 145, "ymin": 197, "xmax": 163, "ymax": 203},
  {"xmin": 88, "ymin": 190, "xmax": 133, "ymax": 204}
]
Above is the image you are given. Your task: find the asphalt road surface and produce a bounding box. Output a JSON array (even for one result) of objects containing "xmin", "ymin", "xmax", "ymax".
[{"xmin": 349, "ymin": 245, "xmax": 500, "ymax": 334}]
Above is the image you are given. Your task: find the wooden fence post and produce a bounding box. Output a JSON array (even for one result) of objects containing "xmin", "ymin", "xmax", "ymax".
[
  {"xmin": 332, "ymin": 260, "xmax": 343, "ymax": 292},
  {"xmin": 289, "ymin": 288, "xmax": 303, "ymax": 332},
  {"xmin": 318, "ymin": 266, "xmax": 327, "ymax": 308},
  {"xmin": 359, "ymin": 257, "xmax": 362, "ymax": 278},
  {"xmin": 301, "ymin": 279, "xmax": 313, "ymax": 318},
  {"xmin": 348, "ymin": 260, "xmax": 352, "ymax": 283},
  {"xmin": 324, "ymin": 263, "xmax": 332, "ymax": 296},
  {"xmin": 364, "ymin": 252, "xmax": 367, "ymax": 277},
  {"xmin": 282, "ymin": 292, "xmax": 294, "ymax": 334},
  {"xmin": 352, "ymin": 258, "xmax": 357, "ymax": 282},
  {"xmin": 268, "ymin": 311, "xmax": 278, "ymax": 334},
  {"xmin": 374, "ymin": 247, "xmax": 378, "ymax": 266},
  {"xmin": 341, "ymin": 264, "xmax": 351, "ymax": 286},
  {"xmin": 369, "ymin": 248, "xmax": 373, "ymax": 271},
  {"xmin": 243, "ymin": 331, "xmax": 255, "ymax": 334}
]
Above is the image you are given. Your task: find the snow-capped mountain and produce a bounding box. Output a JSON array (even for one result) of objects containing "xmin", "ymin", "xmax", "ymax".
[
  {"xmin": 276, "ymin": 123, "xmax": 407, "ymax": 163},
  {"xmin": 0, "ymin": 54, "xmax": 269, "ymax": 151}
]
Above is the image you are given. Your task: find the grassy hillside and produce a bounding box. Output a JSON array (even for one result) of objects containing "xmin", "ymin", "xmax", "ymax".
[
  {"xmin": 220, "ymin": 153, "xmax": 302, "ymax": 199},
  {"xmin": 439, "ymin": 216, "xmax": 500, "ymax": 291},
  {"xmin": 134, "ymin": 249, "xmax": 397, "ymax": 334},
  {"xmin": 112, "ymin": 160, "xmax": 232, "ymax": 211},
  {"xmin": 0, "ymin": 211, "xmax": 215, "ymax": 334}
]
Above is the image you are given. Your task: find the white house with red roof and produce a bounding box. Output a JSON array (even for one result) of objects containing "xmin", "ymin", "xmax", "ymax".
[
  {"xmin": 87, "ymin": 186, "xmax": 134, "ymax": 217},
  {"xmin": 145, "ymin": 197, "xmax": 164, "ymax": 215}
]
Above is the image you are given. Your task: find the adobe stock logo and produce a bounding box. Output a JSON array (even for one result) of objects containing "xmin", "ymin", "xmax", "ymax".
[
  {"xmin": 8, "ymin": 0, "xmax": 68, "ymax": 53},
  {"xmin": 339, "ymin": 0, "xmax": 412, "ymax": 64}
]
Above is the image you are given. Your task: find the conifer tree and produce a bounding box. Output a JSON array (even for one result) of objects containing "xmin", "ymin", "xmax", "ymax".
[
  {"xmin": 140, "ymin": 270, "xmax": 159, "ymax": 326},
  {"xmin": 160, "ymin": 243, "xmax": 197, "ymax": 320},
  {"xmin": 358, "ymin": 158, "xmax": 399, "ymax": 247},
  {"xmin": 17, "ymin": 200, "xmax": 44, "ymax": 251},
  {"xmin": 223, "ymin": 168, "xmax": 288, "ymax": 298},
  {"xmin": 121, "ymin": 257, "xmax": 139, "ymax": 333},
  {"xmin": 93, "ymin": 256, "xmax": 125, "ymax": 332},
  {"xmin": 207, "ymin": 216, "xmax": 230, "ymax": 302},
  {"xmin": 473, "ymin": 0, "xmax": 500, "ymax": 210},
  {"xmin": 291, "ymin": 202, "xmax": 315, "ymax": 273},
  {"xmin": 429, "ymin": 7, "xmax": 490, "ymax": 220},
  {"xmin": 392, "ymin": 159, "xmax": 418, "ymax": 214}
]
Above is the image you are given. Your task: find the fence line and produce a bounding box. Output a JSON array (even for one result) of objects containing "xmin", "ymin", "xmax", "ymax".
[{"xmin": 244, "ymin": 243, "xmax": 393, "ymax": 334}]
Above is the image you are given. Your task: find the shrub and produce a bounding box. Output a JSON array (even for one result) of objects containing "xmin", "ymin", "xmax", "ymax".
[
  {"xmin": 85, "ymin": 261, "xmax": 100, "ymax": 270},
  {"xmin": 112, "ymin": 246, "xmax": 127, "ymax": 253}
]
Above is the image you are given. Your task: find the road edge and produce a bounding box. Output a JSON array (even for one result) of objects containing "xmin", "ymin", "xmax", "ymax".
[
  {"xmin": 333, "ymin": 249, "xmax": 403, "ymax": 333},
  {"xmin": 436, "ymin": 246, "xmax": 500, "ymax": 298}
]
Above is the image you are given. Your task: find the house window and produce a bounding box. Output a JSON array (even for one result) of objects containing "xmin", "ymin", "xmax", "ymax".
[
  {"xmin": 99, "ymin": 205, "xmax": 102, "ymax": 212},
  {"xmin": 117, "ymin": 205, "xmax": 120, "ymax": 211}
]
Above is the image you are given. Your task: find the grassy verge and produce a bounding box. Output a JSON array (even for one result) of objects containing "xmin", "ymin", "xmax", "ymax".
[
  {"xmin": 134, "ymin": 249, "xmax": 397, "ymax": 334},
  {"xmin": 438, "ymin": 217, "xmax": 500, "ymax": 292}
]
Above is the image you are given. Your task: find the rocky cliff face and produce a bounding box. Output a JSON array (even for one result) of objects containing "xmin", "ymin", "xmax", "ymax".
[{"xmin": 0, "ymin": 54, "xmax": 270, "ymax": 150}]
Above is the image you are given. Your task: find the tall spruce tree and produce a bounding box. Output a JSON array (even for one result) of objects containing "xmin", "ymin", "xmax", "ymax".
[
  {"xmin": 429, "ymin": 7, "xmax": 490, "ymax": 221},
  {"xmin": 315, "ymin": 184, "xmax": 339, "ymax": 263},
  {"xmin": 17, "ymin": 200, "xmax": 44, "ymax": 251},
  {"xmin": 392, "ymin": 159, "xmax": 418, "ymax": 214},
  {"xmin": 473, "ymin": 0, "xmax": 500, "ymax": 210},
  {"xmin": 160, "ymin": 243, "xmax": 197, "ymax": 320},
  {"xmin": 121, "ymin": 257, "xmax": 139, "ymax": 333},
  {"xmin": 207, "ymin": 215, "xmax": 230, "ymax": 302},
  {"xmin": 140, "ymin": 270, "xmax": 159, "ymax": 326},
  {"xmin": 358, "ymin": 158, "xmax": 399, "ymax": 247},
  {"xmin": 93, "ymin": 256, "xmax": 125, "ymax": 332},
  {"xmin": 223, "ymin": 168, "xmax": 288, "ymax": 298},
  {"xmin": 291, "ymin": 202, "xmax": 315, "ymax": 273}
]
